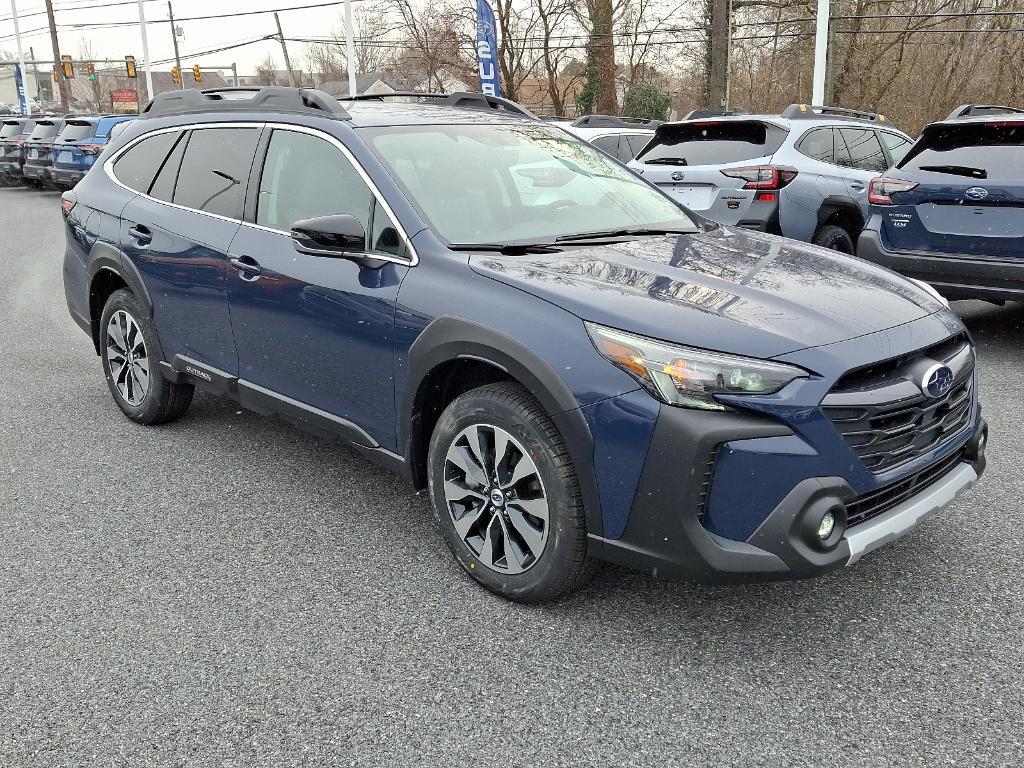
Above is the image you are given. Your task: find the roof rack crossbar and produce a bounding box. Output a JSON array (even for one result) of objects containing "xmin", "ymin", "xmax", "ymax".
[
  {"xmin": 945, "ymin": 103, "xmax": 1024, "ymax": 120},
  {"xmin": 139, "ymin": 87, "xmax": 351, "ymax": 120},
  {"xmin": 338, "ymin": 90, "xmax": 538, "ymax": 119},
  {"xmin": 570, "ymin": 114, "xmax": 662, "ymax": 129},
  {"xmin": 780, "ymin": 104, "xmax": 887, "ymax": 123}
]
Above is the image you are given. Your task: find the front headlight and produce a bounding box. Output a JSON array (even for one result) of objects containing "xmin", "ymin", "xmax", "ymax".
[{"xmin": 586, "ymin": 322, "xmax": 807, "ymax": 410}]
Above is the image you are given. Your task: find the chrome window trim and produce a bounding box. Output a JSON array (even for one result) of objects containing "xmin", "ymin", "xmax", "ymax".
[{"xmin": 103, "ymin": 120, "xmax": 419, "ymax": 267}]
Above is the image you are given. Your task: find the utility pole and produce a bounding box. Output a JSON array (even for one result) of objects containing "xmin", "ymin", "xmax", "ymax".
[
  {"xmin": 43, "ymin": 0, "xmax": 69, "ymax": 110},
  {"xmin": 231, "ymin": 62, "xmax": 238, "ymax": 87},
  {"xmin": 168, "ymin": 1, "xmax": 183, "ymax": 89},
  {"xmin": 708, "ymin": 0, "xmax": 728, "ymax": 111},
  {"xmin": 811, "ymin": 0, "xmax": 830, "ymax": 104},
  {"xmin": 274, "ymin": 12, "xmax": 296, "ymax": 87},
  {"xmin": 344, "ymin": 0, "xmax": 356, "ymax": 98},
  {"xmin": 136, "ymin": 0, "xmax": 154, "ymax": 103}
]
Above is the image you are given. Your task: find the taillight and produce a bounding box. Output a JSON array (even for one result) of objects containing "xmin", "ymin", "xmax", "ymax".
[
  {"xmin": 720, "ymin": 165, "xmax": 798, "ymax": 190},
  {"xmin": 79, "ymin": 144, "xmax": 104, "ymax": 155},
  {"xmin": 868, "ymin": 177, "xmax": 918, "ymax": 205},
  {"xmin": 61, "ymin": 191, "xmax": 77, "ymax": 216}
]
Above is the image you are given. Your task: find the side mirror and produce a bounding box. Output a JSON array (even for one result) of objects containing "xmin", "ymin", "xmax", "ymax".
[{"xmin": 291, "ymin": 214, "xmax": 366, "ymax": 257}]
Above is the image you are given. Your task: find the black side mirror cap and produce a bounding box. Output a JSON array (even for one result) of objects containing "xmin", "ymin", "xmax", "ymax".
[{"xmin": 290, "ymin": 214, "xmax": 389, "ymax": 269}]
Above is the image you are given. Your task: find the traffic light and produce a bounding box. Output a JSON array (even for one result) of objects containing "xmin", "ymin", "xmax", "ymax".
[
  {"xmin": 61, "ymin": 55, "xmax": 74, "ymax": 79},
  {"xmin": 192, "ymin": 64, "xmax": 203, "ymax": 84},
  {"xmin": 84, "ymin": 62, "xmax": 96, "ymax": 81},
  {"xmin": 171, "ymin": 66, "xmax": 181, "ymax": 86},
  {"xmin": 125, "ymin": 55, "xmax": 137, "ymax": 79}
]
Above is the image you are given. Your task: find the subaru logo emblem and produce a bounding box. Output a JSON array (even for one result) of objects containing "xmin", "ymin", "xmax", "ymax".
[
  {"xmin": 921, "ymin": 363, "xmax": 955, "ymax": 399},
  {"xmin": 964, "ymin": 187, "xmax": 988, "ymax": 201},
  {"xmin": 670, "ymin": 171, "xmax": 685, "ymax": 181}
]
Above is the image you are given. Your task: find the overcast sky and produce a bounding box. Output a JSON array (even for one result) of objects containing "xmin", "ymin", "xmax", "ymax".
[{"xmin": 0, "ymin": 0, "xmax": 356, "ymax": 75}]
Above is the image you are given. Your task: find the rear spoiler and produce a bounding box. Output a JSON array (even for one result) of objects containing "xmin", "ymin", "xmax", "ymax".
[{"xmin": 945, "ymin": 104, "xmax": 1024, "ymax": 120}]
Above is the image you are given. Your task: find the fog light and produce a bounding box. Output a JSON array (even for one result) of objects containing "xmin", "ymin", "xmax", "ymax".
[{"xmin": 817, "ymin": 510, "xmax": 835, "ymax": 540}]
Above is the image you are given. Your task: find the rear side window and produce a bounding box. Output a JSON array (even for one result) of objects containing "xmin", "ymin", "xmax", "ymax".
[
  {"xmin": 113, "ymin": 131, "xmax": 179, "ymax": 193},
  {"xmin": 59, "ymin": 122, "xmax": 95, "ymax": 141},
  {"xmin": 0, "ymin": 121, "xmax": 22, "ymax": 139},
  {"xmin": 591, "ymin": 135, "xmax": 620, "ymax": 158},
  {"xmin": 797, "ymin": 127, "xmax": 835, "ymax": 163},
  {"xmin": 173, "ymin": 127, "xmax": 259, "ymax": 219},
  {"xmin": 836, "ymin": 128, "xmax": 887, "ymax": 172},
  {"xmin": 148, "ymin": 132, "xmax": 189, "ymax": 202},
  {"xmin": 880, "ymin": 132, "xmax": 913, "ymax": 165},
  {"xmin": 29, "ymin": 121, "xmax": 59, "ymax": 141},
  {"xmin": 637, "ymin": 121, "xmax": 787, "ymax": 166},
  {"xmin": 900, "ymin": 122, "xmax": 1024, "ymax": 180},
  {"xmin": 624, "ymin": 134, "xmax": 651, "ymax": 159}
]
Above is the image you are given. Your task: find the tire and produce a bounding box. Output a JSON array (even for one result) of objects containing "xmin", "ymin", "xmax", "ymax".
[
  {"xmin": 812, "ymin": 223, "xmax": 855, "ymax": 254},
  {"xmin": 99, "ymin": 288, "xmax": 194, "ymax": 425},
  {"xmin": 427, "ymin": 382, "xmax": 598, "ymax": 603}
]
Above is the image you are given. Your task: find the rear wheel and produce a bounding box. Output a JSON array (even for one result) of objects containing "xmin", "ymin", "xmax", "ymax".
[
  {"xmin": 812, "ymin": 223, "xmax": 855, "ymax": 254},
  {"xmin": 427, "ymin": 382, "xmax": 597, "ymax": 603},
  {"xmin": 99, "ymin": 288, "xmax": 194, "ymax": 425}
]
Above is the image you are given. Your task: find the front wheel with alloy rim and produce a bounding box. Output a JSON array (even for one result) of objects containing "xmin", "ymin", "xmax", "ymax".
[
  {"xmin": 427, "ymin": 382, "xmax": 598, "ymax": 602},
  {"xmin": 99, "ymin": 288, "xmax": 194, "ymax": 425}
]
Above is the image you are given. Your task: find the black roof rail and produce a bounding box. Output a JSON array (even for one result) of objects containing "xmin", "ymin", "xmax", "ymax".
[
  {"xmin": 681, "ymin": 108, "xmax": 749, "ymax": 120},
  {"xmin": 139, "ymin": 87, "xmax": 351, "ymax": 121},
  {"xmin": 339, "ymin": 90, "xmax": 538, "ymax": 119},
  {"xmin": 571, "ymin": 114, "xmax": 661, "ymax": 129},
  {"xmin": 780, "ymin": 104, "xmax": 889, "ymax": 124},
  {"xmin": 945, "ymin": 103, "xmax": 1024, "ymax": 120}
]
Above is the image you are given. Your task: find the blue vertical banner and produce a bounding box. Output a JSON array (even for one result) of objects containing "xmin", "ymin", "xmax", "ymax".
[
  {"xmin": 475, "ymin": 0, "xmax": 501, "ymax": 97},
  {"xmin": 14, "ymin": 64, "xmax": 29, "ymax": 116}
]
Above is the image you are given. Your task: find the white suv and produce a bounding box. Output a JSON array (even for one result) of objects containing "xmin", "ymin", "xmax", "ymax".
[{"xmin": 552, "ymin": 115, "xmax": 659, "ymax": 163}]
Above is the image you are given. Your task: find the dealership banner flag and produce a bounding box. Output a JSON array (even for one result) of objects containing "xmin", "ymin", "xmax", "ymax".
[
  {"xmin": 475, "ymin": 0, "xmax": 501, "ymax": 97},
  {"xmin": 14, "ymin": 65, "xmax": 28, "ymax": 116}
]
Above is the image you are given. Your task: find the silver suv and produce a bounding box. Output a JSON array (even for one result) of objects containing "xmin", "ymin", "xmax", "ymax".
[{"xmin": 628, "ymin": 104, "xmax": 914, "ymax": 253}]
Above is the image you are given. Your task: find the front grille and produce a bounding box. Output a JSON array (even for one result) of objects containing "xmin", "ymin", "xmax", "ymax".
[
  {"xmin": 845, "ymin": 448, "xmax": 966, "ymax": 528},
  {"xmin": 823, "ymin": 335, "xmax": 975, "ymax": 473}
]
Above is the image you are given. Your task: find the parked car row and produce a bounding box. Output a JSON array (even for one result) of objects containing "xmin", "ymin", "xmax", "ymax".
[
  {"xmin": 627, "ymin": 102, "xmax": 1024, "ymax": 303},
  {"xmin": 0, "ymin": 113, "xmax": 135, "ymax": 189}
]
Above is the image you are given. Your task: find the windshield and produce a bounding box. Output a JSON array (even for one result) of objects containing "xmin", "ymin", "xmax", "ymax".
[
  {"xmin": 364, "ymin": 123, "xmax": 695, "ymax": 244},
  {"xmin": 59, "ymin": 122, "xmax": 96, "ymax": 141},
  {"xmin": 900, "ymin": 122, "xmax": 1024, "ymax": 180},
  {"xmin": 636, "ymin": 121, "xmax": 788, "ymax": 166},
  {"xmin": 0, "ymin": 121, "xmax": 23, "ymax": 139}
]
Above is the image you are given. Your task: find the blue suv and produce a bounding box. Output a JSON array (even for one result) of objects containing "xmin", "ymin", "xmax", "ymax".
[
  {"xmin": 52, "ymin": 114, "xmax": 136, "ymax": 189},
  {"xmin": 858, "ymin": 105, "xmax": 1024, "ymax": 302},
  {"xmin": 62, "ymin": 87, "xmax": 987, "ymax": 602}
]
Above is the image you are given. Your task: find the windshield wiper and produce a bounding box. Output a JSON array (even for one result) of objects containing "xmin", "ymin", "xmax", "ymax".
[
  {"xmin": 644, "ymin": 157, "xmax": 688, "ymax": 166},
  {"xmin": 555, "ymin": 227, "xmax": 692, "ymax": 243},
  {"xmin": 447, "ymin": 242, "xmax": 562, "ymax": 255},
  {"xmin": 917, "ymin": 164, "xmax": 988, "ymax": 179}
]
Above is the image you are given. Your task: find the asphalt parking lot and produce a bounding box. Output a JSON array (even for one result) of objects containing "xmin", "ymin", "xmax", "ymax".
[{"xmin": 1, "ymin": 186, "xmax": 1022, "ymax": 767}]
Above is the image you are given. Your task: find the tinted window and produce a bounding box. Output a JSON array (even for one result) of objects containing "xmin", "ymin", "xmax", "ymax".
[
  {"xmin": 148, "ymin": 132, "xmax": 188, "ymax": 202},
  {"xmin": 591, "ymin": 135, "xmax": 620, "ymax": 157},
  {"xmin": 880, "ymin": 132, "xmax": 913, "ymax": 165},
  {"xmin": 798, "ymin": 128, "xmax": 835, "ymax": 163},
  {"xmin": 370, "ymin": 201, "xmax": 402, "ymax": 256},
  {"xmin": 256, "ymin": 129, "xmax": 372, "ymax": 232},
  {"xmin": 900, "ymin": 122, "xmax": 1024, "ymax": 180},
  {"xmin": 837, "ymin": 128, "xmax": 887, "ymax": 172},
  {"xmin": 637, "ymin": 121, "xmax": 787, "ymax": 165},
  {"xmin": 0, "ymin": 121, "xmax": 22, "ymax": 139},
  {"xmin": 173, "ymin": 127, "xmax": 259, "ymax": 218},
  {"xmin": 29, "ymin": 121, "xmax": 59, "ymax": 141},
  {"xmin": 59, "ymin": 122, "xmax": 95, "ymax": 141},
  {"xmin": 113, "ymin": 131, "xmax": 179, "ymax": 193},
  {"xmin": 19, "ymin": 119, "xmax": 36, "ymax": 137},
  {"xmin": 624, "ymin": 134, "xmax": 651, "ymax": 159}
]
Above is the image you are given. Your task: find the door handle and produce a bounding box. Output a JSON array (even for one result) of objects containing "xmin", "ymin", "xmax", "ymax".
[
  {"xmin": 128, "ymin": 224, "xmax": 152, "ymax": 246},
  {"xmin": 229, "ymin": 255, "xmax": 263, "ymax": 279},
  {"xmin": 849, "ymin": 182, "xmax": 865, "ymax": 191}
]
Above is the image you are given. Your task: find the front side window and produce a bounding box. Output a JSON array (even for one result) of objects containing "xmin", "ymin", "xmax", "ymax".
[
  {"xmin": 173, "ymin": 127, "xmax": 259, "ymax": 219},
  {"xmin": 256, "ymin": 129, "xmax": 372, "ymax": 235},
  {"xmin": 112, "ymin": 131, "xmax": 179, "ymax": 193},
  {"xmin": 837, "ymin": 128, "xmax": 887, "ymax": 172},
  {"xmin": 366, "ymin": 124, "xmax": 695, "ymax": 244}
]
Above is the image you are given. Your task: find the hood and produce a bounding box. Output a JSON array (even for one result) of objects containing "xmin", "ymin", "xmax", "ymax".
[{"xmin": 469, "ymin": 226, "xmax": 945, "ymax": 359}]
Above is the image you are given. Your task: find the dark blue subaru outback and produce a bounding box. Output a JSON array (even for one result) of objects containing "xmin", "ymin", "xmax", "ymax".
[{"xmin": 62, "ymin": 87, "xmax": 987, "ymax": 602}]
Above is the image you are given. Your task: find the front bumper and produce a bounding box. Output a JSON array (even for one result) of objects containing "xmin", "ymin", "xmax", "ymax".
[
  {"xmin": 591, "ymin": 402, "xmax": 987, "ymax": 582},
  {"xmin": 857, "ymin": 228, "xmax": 1024, "ymax": 302}
]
